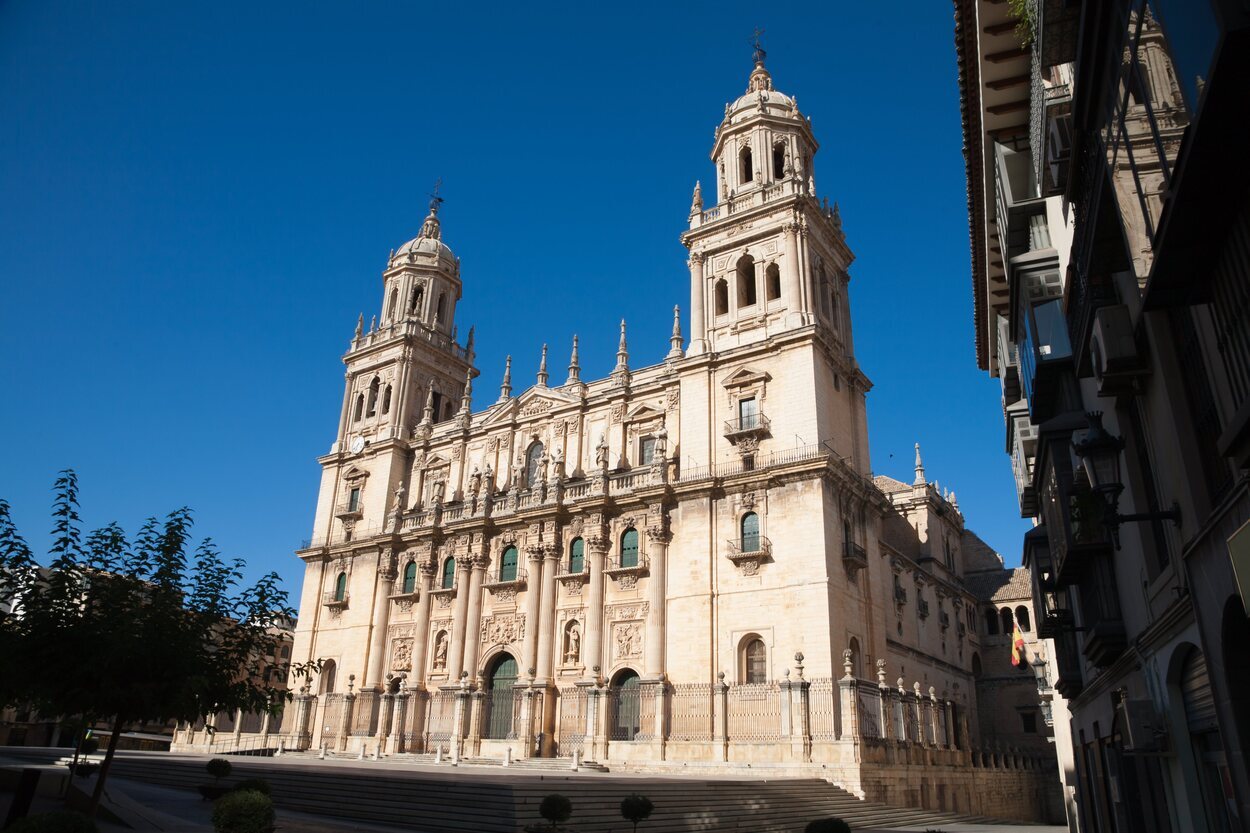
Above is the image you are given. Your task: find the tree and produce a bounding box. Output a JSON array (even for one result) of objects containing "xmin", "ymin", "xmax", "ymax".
[
  {"xmin": 0, "ymin": 471, "xmax": 315, "ymax": 817},
  {"xmin": 620, "ymin": 793, "xmax": 654, "ymax": 832}
]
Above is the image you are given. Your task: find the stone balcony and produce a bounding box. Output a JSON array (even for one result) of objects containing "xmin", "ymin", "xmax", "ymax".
[
  {"xmin": 322, "ymin": 591, "xmax": 349, "ymax": 609},
  {"xmin": 690, "ymin": 178, "xmax": 804, "ymax": 229},
  {"xmin": 726, "ymin": 536, "xmax": 772, "ymax": 575}
]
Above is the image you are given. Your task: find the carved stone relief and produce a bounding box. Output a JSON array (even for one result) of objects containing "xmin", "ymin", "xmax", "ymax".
[
  {"xmin": 612, "ymin": 621, "xmax": 642, "ymax": 660},
  {"xmin": 391, "ymin": 638, "xmax": 413, "ymax": 672},
  {"xmin": 480, "ymin": 613, "xmax": 526, "ymax": 646}
]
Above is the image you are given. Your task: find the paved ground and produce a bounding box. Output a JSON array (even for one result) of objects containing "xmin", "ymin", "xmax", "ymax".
[{"xmin": 1, "ymin": 751, "xmax": 1069, "ymax": 833}]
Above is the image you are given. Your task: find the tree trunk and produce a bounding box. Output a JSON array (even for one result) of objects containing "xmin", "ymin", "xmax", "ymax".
[{"xmin": 88, "ymin": 715, "xmax": 124, "ymax": 817}]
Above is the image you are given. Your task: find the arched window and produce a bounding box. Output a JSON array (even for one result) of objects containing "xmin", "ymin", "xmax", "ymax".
[
  {"xmin": 848, "ymin": 637, "xmax": 862, "ymax": 679},
  {"xmin": 620, "ymin": 528, "xmax": 640, "ymax": 568},
  {"xmin": 525, "ymin": 441, "xmax": 545, "ymax": 487},
  {"xmin": 972, "ymin": 652, "xmax": 983, "ymax": 678},
  {"xmin": 610, "ymin": 669, "xmax": 642, "ymax": 740},
  {"xmin": 402, "ymin": 560, "xmax": 417, "ymax": 594},
  {"xmin": 441, "ymin": 557, "xmax": 456, "ymax": 589},
  {"xmin": 500, "ymin": 546, "xmax": 519, "ymax": 582},
  {"xmin": 436, "ymin": 293, "xmax": 447, "ymax": 325},
  {"xmin": 334, "ymin": 572, "xmax": 347, "ymax": 602},
  {"xmin": 1016, "ymin": 605, "xmax": 1031, "ymax": 632},
  {"xmin": 387, "ymin": 287, "xmax": 398, "ymax": 321},
  {"xmin": 1001, "ymin": 607, "xmax": 1015, "ymax": 634},
  {"xmin": 353, "ymin": 394, "xmax": 364, "ymax": 422},
  {"xmin": 744, "ymin": 638, "xmax": 767, "ymax": 683},
  {"xmin": 367, "ymin": 377, "xmax": 380, "ymax": 416},
  {"xmin": 740, "ymin": 512, "xmax": 760, "ymax": 553},
  {"xmin": 319, "ymin": 659, "xmax": 337, "ymax": 694},
  {"xmin": 381, "ymin": 384, "xmax": 392, "ymax": 415},
  {"xmin": 714, "ymin": 279, "xmax": 729, "ymax": 316},
  {"xmin": 739, "ymin": 145, "xmax": 753, "ymax": 184},
  {"xmin": 816, "ymin": 263, "xmax": 829, "ymax": 315},
  {"xmin": 765, "ymin": 263, "xmax": 781, "ymax": 301},
  {"xmin": 985, "ymin": 608, "xmax": 999, "ymax": 634},
  {"xmin": 568, "ymin": 537, "xmax": 585, "ymax": 574},
  {"xmin": 830, "ymin": 290, "xmax": 840, "ymax": 329},
  {"xmin": 737, "ymin": 255, "xmax": 757, "ymax": 308},
  {"xmin": 772, "ymin": 143, "xmax": 786, "ymax": 179},
  {"xmin": 409, "ymin": 285, "xmax": 423, "ymax": 315}
]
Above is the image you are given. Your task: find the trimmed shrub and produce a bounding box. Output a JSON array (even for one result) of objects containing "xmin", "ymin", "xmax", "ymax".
[
  {"xmin": 620, "ymin": 793, "xmax": 655, "ymax": 831},
  {"xmin": 805, "ymin": 819, "xmax": 852, "ymax": 833},
  {"xmin": 79, "ymin": 738, "xmax": 100, "ymax": 757},
  {"xmin": 212, "ymin": 790, "xmax": 275, "ymax": 833},
  {"xmin": 5, "ymin": 812, "xmax": 99, "ymax": 833},
  {"xmin": 205, "ymin": 757, "xmax": 233, "ymax": 782},
  {"xmin": 230, "ymin": 778, "xmax": 272, "ymax": 796},
  {"xmin": 538, "ymin": 793, "xmax": 572, "ymax": 824}
]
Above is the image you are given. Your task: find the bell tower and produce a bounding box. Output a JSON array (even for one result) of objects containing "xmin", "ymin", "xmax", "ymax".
[{"xmin": 682, "ymin": 41, "xmax": 856, "ymax": 359}]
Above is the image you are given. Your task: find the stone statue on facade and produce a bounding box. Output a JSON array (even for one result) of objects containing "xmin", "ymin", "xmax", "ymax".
[
  {"xmin": 565, "ymin": 623, "xmax": 581, "ymax": 664},
  {"xmin": 433, "ymin": 632, "xmax": 448, "ymax": 670},
  {"xmin": 595, "ymin": 435, "xmax": 609, "ymax": 470}
]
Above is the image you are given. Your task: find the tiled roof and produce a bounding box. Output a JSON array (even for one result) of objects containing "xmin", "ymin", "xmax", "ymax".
[
  {"xmin": 873, "ymin": 474, "xmax": 912, "ymax": 494},
  {"xmin": 964, "ymin": 567, "xmax": 1032, "ymax": 603}
]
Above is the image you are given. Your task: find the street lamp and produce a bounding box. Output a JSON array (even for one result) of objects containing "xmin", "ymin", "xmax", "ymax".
[
  {"xmin": 1030, "ymin": 652, "xmax": 1054, "ymax": 728},
  {"xmin": 1071, "ymin": 411, "xmax": 1181, "ymax": 547}
]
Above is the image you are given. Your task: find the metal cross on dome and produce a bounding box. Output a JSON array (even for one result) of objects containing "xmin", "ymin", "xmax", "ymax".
[
  {"xmin": 751, "ymin": 27, "xmax": 766, "ymax": 63},
  {"xmin": 428, "ymin": 178, "xmax": 444, "ymax": 213}
]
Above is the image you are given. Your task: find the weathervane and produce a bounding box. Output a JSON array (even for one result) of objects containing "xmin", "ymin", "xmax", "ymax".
[
  {"xmin": 751, "ymin": 27, "xmax": 766, "ymax": 64},
  {"xmin": 429, "ymin": 178, "xmax": 444, "ymax": 214}
]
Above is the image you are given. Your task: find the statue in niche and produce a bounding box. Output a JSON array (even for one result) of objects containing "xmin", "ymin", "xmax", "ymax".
[
  {"xmin": 595, "ymin": 435, "xmax": 609, "ymax": 470},
  {"xmin": 655, "ymin": 426, "xmax": 668, "ymax": 460},
  {"xmin": 433, "ymin": 631, "xmax": 448, "ymax": 670},
  {"xmin": 469, "ymin": 466, "xmax": 481, "ymax": 495},
  {"xmin": 482, "ymin": 463, "xmax": 494, "ymax": 494},
  {"xmin": 564, "ymin": 622, "xmax": 581, "ymax": 664},
  {"xmin": 552, "ymin": 447, "xmax": 565, "ymax": 480}
]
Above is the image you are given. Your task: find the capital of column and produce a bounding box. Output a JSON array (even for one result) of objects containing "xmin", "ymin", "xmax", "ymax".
[
  {"xmin": 471, "ymin": 552, "xmax": 490, "ymax": 571},
  {"xmin": 419, "ymin": 558, "xmax": 438, "ymax": 578},
  {"xmin": 455, "ymin": 553, "xmax": 476, "ymax": 572},
  {"xmin": 586, "ymin": 535, "xmax": 610, "ymax": 555},
  {"xmin": 379, "ymin": 548, "xmax": 398, "ymax": 581},
  {"xmin": 687, "ymin": 250, "xmax": 705, "ymax": 266},
  {"xmin": 526, "ymin": 546, "xmax": 546, "ymax": 563},
  {"xmin": 541, "ymin": 543, "xmax": 560, "ymax": 561},
  {"xmin": 645, "ymin": 523, "xmax": 670, "ymax": 544}
]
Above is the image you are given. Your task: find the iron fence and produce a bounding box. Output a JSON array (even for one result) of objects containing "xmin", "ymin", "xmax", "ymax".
[
  {"xmin": 727, "ymin": 683, "xmax": 782, "ymax": 741},
  {"xmin": 667, "ymin": 683, "xmax": 713, "ymax": 742}
]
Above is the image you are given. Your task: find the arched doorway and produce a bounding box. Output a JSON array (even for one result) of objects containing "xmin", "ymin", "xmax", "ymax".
[
  {"xmin": 485, "ymin": 653, "xmax": 519, "ymax": 740},
  {"xmin": 611, "ymin": 669, "xmax": 641, "ymax": 741}
]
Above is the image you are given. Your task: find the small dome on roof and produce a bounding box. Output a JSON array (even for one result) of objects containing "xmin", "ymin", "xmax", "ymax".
[{"xmin": 390, "ymin": 196, "xmax": 455, "ymax": 266}]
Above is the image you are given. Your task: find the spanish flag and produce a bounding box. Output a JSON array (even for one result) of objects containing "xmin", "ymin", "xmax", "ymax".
[{"xmin": 1011, "ymin": 624, "xmax": 1027, "ymax": 667}]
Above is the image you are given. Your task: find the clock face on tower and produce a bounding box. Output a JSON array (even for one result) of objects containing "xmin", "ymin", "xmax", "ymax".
[{"xmin": 350, "ymin": 436, "xmax": 366, "ymax": 455}]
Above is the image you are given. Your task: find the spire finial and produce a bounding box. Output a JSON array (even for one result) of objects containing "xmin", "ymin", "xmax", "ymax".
[
  {"xmin": 455, "ymin": 368, "xmax": 472, "ymax": 429},
  {"xmin": 566, "ymin": 335, "xmax": 581, "ymax": 385},
  {"xmin": 747, "ymin": 27, "xmax": 772, "ymax": 93},
  {"xmin": 419, "ymin": 179, "xmax": 443, "ymax": 240},
  {"xmin": 499, "ymin": 355, "xmax": 513, "ymax": 402},
  {"xmin": 537, "ymin": 344, "xmax": 549, "ymax": 387},
  {"xmin": 354, "ymin": 313, "xmax": 363, "ymax": 340},
  {"xmin": 612, "ymin": 319, "xmax": 632, "ymax": 386},
  {"xmin": 913, "ymin": 442, "xmax": 927, "ymax": 487},
  {"xmin": 690, "ymin": 181, "xmax": 703, "ymax": 215},
  {"xmin": 421, "ymin": 380, "xmax": 435, "ymax": 425},
  {"xmin": 667, "ymin": 305, "xmax": 685, "ymax": 360}
]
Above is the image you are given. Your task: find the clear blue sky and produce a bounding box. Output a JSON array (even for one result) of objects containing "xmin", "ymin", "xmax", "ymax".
[{"xmin": 0, "ymin": 1, "xmax": 1031, "ymax": 594}]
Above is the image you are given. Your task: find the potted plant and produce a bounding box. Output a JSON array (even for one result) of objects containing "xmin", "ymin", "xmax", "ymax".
[
  {"xmin": 620, "ymin": 793, "xmax": 654, "ymax": 832},
  {"xmin": 805, "ymin": 820, "xmax": 852, "ymax": 833},
  {"xmin": 68, "ymin": 738, "xmax": 101, "ymax": 778},
  {"xmin": 198, "ymin": 758, "xmax": 234, "ymax": 801}
]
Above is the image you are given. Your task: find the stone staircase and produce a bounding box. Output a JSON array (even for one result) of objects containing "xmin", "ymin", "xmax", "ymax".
[{"xmin": 0, "ymin": 748, "xmax": 1034, "ymax": 831}]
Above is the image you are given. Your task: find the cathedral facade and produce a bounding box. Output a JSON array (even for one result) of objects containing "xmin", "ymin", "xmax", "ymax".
[{"xmin": 264, "ymin": 49, "xmax": 1059, "ymax": 819}]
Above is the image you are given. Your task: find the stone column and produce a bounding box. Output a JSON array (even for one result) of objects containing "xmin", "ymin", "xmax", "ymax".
[
  {"xmin": 837, "ymin": 649, "xmax": 856, "ymax": 740},
  {"xmin": 376, "ymin": 692, "xmax": 394, "ymax": 748},
  {"xmin": 790, "ymin": 653, "xmax": 812, "ymax": 762},
  {"xmin": 292, "ymin": 689, "xmax": 313, "ymax": 749},
  {"xmin": 928, "ymin": 687, "xmax": 942, "ymax": 748},
  {"xmin": 338, "ymin": 684, "xmax": 356, "ymax": 752},
  {"xmin": 583, "ymin": 537, "xmax": 609, "ymax": 679},
  {"xmin": 687, "ymin": 251, "xmax": 706, "ymax": 353},
  {"xmin": 522, "ymin": 547, "xmax": 545, "ymax": 675},
  {"xmin": 411, "ymin": 557, "xmax": 437, "ymax": 686},
  {"xmin": 232, "ymin": 708, "xmax": 243, "ymax": 748},
  {"xmin": 461, "ymin": 555, "xmax": 489, "ymax": 679},
  {"xmin": 783, "ymin": 220, "xmax": 803, "ymax": 324},
  {"xmin": 467, "ymin": 684, "xmax": 485, "ymax": 757},
  {"xmin": 714, "ymin": 672, "xmax": 729, "ymax": 762},
  {"xmin": 388, "ymin": 688, "xmax": 409, "ymax": 754},
  {"xmin": 447, "ymin": 554, "xmax": 475, "ymax": 680},
  {"xmin": 365, "ymin": 549, "xmax": 397, "ymax": 689},
  {"xmin": 643, "ymin": 523, "xmax": 669, "ymax": 679},
  {"xmin": 451, "ymin": 676, "xmax": 470, "ymax": 761},
  {"xmin": 535, "ymin": 546, "xmax": 560, "ymax": 683}
]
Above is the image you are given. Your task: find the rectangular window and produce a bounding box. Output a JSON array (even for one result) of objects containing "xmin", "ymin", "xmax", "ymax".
[
  {"xmin": 639, "ymin": 437, "xmax": 657, "ymax": 466},
  {"xmin": 1021, "ymin": 711, "xmax": 1038, "ymax": 734},
  {"xmin": 738, "ymin": 397, "xmax": 758, "ymax": 430},
  {"xmin": 348, "ymin": 488, "xmax": 360, "ymax": 512}
]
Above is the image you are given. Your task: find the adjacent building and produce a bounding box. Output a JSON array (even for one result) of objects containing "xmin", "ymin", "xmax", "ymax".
[{"xmin": 954, "ymin": 0, "xmax": 1250, "ymax": 830}]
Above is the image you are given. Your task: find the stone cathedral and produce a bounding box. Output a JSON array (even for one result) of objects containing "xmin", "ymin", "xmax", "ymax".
[{"xmin": 270, "ymin": 48, "xmax": 1057, "ymax": 816}]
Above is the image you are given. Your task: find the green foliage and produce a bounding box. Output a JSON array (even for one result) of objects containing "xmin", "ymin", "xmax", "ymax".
[
  {"xmin": 211, "ymin": 790, "xmax": 275, "ymax": 833},
  {"xmin": 620, "ymin": 793, "xmax": 655, "ymax": 830},
  {"xmin": 5, "ymin": 812, "xmax": 99, "ymax": 833},
  {"xmin": 538, "ymin": 793, "xmax": 572, "ymax": 824},
  {"xmin": 206, "ymin": 758, "xmax": 233, "ymax": 782},
  {"xmin": 1007, "ymin": 0, "xmax": 1036, "ymax": 47},
  {"xmin": 805, "ymin": 819, "xmax": 852, "ymax": 833},
  {"xmin": 231, "ymin": 778, "xmax": 272, "ymax": 796},
  {"xmin": 79, "ymin": 738, "xmax": 100, "ymax": 756},
  {"xmin": 0, "ymin": 471, "xmax": 319, "ymax": 815}
]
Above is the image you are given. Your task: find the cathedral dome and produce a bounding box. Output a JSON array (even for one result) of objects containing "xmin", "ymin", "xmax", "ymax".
[
  {"xmin": 724, "ymin": 46, "xmax": 802, "ymax": 124},
  {"xmin": 390, "ymin": 198, "xmax": 455, "ymax": 267}
]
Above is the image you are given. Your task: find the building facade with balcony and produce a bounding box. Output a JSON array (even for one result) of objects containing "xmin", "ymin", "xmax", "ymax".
[
  {"xmin": 267, "ymin": 47, "xmax": 1063, "ymax": 821},
  {"xmin": 955, "ymin": 0, "xmax": 1250, "ymax": 830}
]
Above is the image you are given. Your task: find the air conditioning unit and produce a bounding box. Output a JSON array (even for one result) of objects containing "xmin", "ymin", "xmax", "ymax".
[
  {"xmin": 1119, "ymin": 698, "xmax": 1169, "ymax": 754},
  {"xmin": 1091, "ymin": 304, "xmax": 1147, "ymax": 396}
]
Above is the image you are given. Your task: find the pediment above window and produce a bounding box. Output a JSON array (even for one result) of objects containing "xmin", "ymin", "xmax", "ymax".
[{"xmin": 722, "ymin": 366, "xmax": 771, "ymax": 390}]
